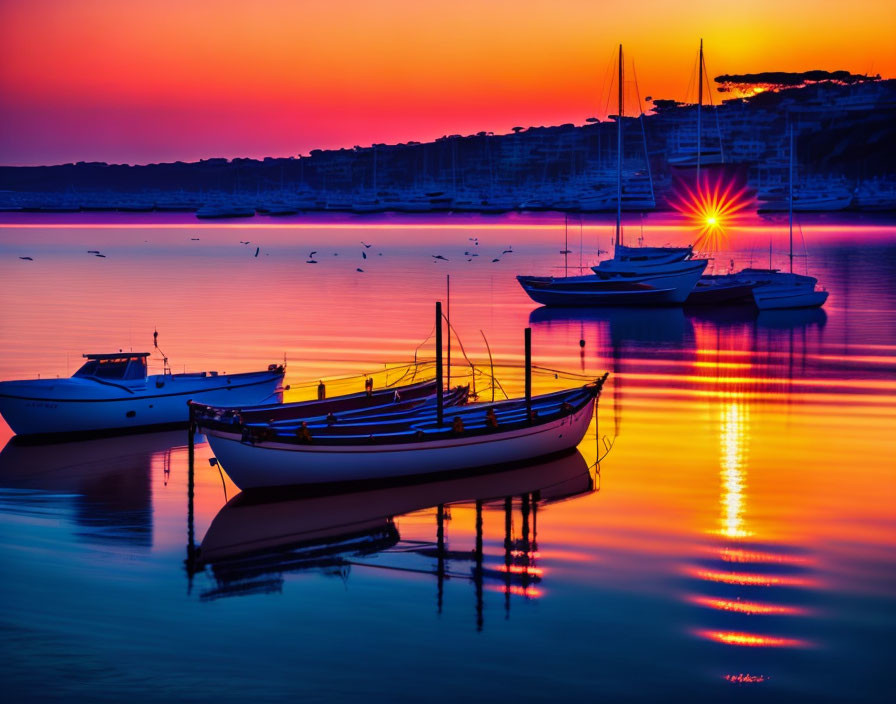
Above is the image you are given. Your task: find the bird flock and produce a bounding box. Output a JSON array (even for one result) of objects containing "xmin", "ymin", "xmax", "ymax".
[{"xmin": 16, "ymin": 234, "xmax": 516, "ymax": 273}]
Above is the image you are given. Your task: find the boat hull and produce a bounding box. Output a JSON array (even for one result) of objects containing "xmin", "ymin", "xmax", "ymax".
[
  {"xmin": 518, "ymin": 280, "xmax": 680, "ymax": 306},
  {"xmin": 753, "ymin": 288, "xmax": 829, "ymax": 310},
  {"xmin": 0, "ymin": 369, "xmax": 284, "ymax": 437},
  {"xmin": 685, "ymin": 280, "xmax": 757, "ymax": 305},
  {"xmin": 206, "ymin": 401, "xmax": 595, "ymax": 490},
  {"xmin": 518, "ymin": 261, "xmax": 706, "ymax": 307}
]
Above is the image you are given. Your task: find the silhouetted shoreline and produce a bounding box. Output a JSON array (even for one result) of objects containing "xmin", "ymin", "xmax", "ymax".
[{"xmin": 2, "ymin": 77, "xmax": 894, "ymax": 215}]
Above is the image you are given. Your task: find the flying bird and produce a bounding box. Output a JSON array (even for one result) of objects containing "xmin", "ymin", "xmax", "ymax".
[
  {"xmin": 95, "ymin": 254, "xmax": 106, "ymax": 258},
  {"xmin": 191, "ymin": 238, "xmax": 200, "ymax": 241},
  {"xmin": 87, "ymin": 250, "xmax": 100, "ymax": 254},
  {"xmin": 432, "ymin": 255, "xmax": 449, "ymax": 261},
  {"xmin": 502, "ymin": 246, "xmax": 514, "ymax": 254},
  {"xmin": 361, "ymin": 241, "xmax": 372, "ymax": 248},
  {"xmin": 240, "ymin": 240, "xmax": 250, "ymax": 244},
  {"xmin": 306, "ymin": 259, "xmax": 318, "ymax": 264},
  {"xmin": 356, "ymin": 267, "xmax": 364, "ymax": 272},
  {"xmin": 362, "ymin": 251, "xmax": 367, "ymax": 259},
  {"xmin": 254, "ymin": 247, "xmax": 260, "ymax": 257},
  {"xmin": 492, "ymin": 258, "xmax": 500, "ymax": 263},
  {"xmin": 19, "ymin": 256, "xmax": 33, "ymax": 261}
]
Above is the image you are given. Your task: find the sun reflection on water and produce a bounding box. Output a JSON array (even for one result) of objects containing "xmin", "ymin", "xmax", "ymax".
[
  {"xmin": 687, "ymin": 595, "xmax": 807, "ymax": 616},
  {"xmin": 696, "ymin": 630, "xmax": 808, "ymax": 648},
  {"xmin": 720, "ymin": 401, "xmax": 751, "ymax": 539}
]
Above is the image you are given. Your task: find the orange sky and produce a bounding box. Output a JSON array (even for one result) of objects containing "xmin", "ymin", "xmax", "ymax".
[{"xmin": 1, "ymin": 0, "xmax": 894, "ymax": 165}]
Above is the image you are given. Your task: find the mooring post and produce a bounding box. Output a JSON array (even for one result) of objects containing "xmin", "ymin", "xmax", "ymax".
[
  {"xmin": 475, "ymin": 499, "xmax": 484, "ymax": 632},
  {"xmin": 525, "ymin": 327, "xmax": 532, "ymax": 423},
  {"xmin": 186, "ymin": 401, "xmax": 196, "ymax": 571},
  {"xmin": 436, "ymin": 301, "xmax": 444, "ymax": 426},
  {"xmin": 446, "ymin": 274, "xmax": 451, "ymax": 389}
]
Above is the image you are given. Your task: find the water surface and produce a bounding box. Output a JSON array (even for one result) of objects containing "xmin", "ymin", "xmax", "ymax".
[{"xmin": 0, "ymin": 213, "xmax": 894, "ymax": 702}]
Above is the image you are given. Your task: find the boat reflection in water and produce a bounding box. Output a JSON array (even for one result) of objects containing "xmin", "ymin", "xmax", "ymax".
[
  {"xmin": 190, "ymin": 450, "xmax": 594, "ymax": 627},
  {"xmin": 755, "ymin": 307, "xmax": 827, "ymax": 331},
  {"xmin": 0, "ymin": 431, "xmax": 186, "ymax": 546},
  {"xmin": 529, "ymin": 305, "xmax": 696, "ymax": 349}
]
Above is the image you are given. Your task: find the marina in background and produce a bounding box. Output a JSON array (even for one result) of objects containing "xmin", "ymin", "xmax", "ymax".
[{"xmin": 1, "ymin": 75, "xmax": 893, "ymax": 216}]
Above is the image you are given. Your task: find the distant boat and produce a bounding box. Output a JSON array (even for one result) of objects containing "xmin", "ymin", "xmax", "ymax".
[
  {"xmin": 193, "ymin": 380, "xmax": 604, "ymax": 491},
  {"xmin": 750, "ymin": 125, "xmax": 828, "ymax": 311},
  {"xmin": 517, "ymin": 46, "xmax": 705, "ymax": 307},
  {"xmin": 685, "ymin": 272, "xmax": 759, "ymax": 305},
  {"xmin": 0, "ymin": 352, "xmax": 284, "ymax": 438},
  {"xmin": 747, "ymin": 269, "xmax": 828, "ymax": 310},
  {"xmin": 852, "ymin": 178, "xmax": 896, "ymax": 211},
  {"xmin": 257, "ymin": 203, "xmax": 300, "ymax": 216},
  {"xmin": 757, "ymin": 183, "xmax": 853, "ymax": 212},
  {"xmin": 519, "ymin": 275, "xmax": 678, "ymax": 306},
  {"xmin": 196, "ymin": 204, "xmax": 255, "ymax": 219}
]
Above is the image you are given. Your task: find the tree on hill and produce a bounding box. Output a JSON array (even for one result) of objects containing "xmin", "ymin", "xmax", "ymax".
[{"xmin": 715, "ymin": 70, "xmax": 879, "ymax": 94}]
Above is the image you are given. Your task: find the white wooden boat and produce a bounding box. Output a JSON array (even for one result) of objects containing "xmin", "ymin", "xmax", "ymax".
[
  {"xmin": 0, "ymin": 352, "xmax": 284, "ymax": 437},
  {"xmin": 194, "ymin": 380, "xmax": 605, "ymax": 491}
]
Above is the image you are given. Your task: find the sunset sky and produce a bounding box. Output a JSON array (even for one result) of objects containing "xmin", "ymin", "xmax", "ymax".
[{"xmin": 1, "ymin": 0, "xmax": 894, "ymax": 166}]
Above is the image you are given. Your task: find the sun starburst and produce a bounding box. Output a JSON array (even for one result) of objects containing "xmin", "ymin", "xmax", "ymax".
[{"xmin": 670, "ymin": 172, "xmax": 753, "ymax": 252}]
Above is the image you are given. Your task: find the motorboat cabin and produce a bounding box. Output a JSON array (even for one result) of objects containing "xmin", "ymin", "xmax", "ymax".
[{"xmin": 73, "ymin": 353, "xmax": 149, "ymax": 381}]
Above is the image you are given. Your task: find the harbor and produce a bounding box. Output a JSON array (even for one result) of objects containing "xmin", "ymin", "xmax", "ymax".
[
  {"xmin": 0, "ymin": 213, "xmax": 894, "ymax": 701},
  {"xmin": 1, "ymin": 74, "xmax": 894, "ymax": 217}
]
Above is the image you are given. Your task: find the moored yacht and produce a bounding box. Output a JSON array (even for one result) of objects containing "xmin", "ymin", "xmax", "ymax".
[{"xmin": 0, "ymin": 352, "xmax": 285, "ymax": 437}]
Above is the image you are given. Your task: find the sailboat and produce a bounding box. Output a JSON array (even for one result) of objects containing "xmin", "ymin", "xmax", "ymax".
[
  {"xmin": 668, "ymin": 39, "xmax": 724, "ymax": 170},
  {"xmin": 681, "ymin": 39, "xmax": 761, "ymax": 306},
  {"xmin": 747, "ymin": 124, "xmax": 829, "ymax": 310},
  {"xmin": 517, "ymin": 45, "xmax": 708, "ymax": 307}
]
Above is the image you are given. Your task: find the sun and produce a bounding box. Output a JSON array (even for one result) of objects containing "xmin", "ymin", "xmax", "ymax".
[{"xmin": 670, "ymin": 172, "xmax": 753, "ymax": 252}]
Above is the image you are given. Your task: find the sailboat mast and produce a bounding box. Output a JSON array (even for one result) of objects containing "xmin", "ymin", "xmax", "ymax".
[
  {"xmin": 697, "ymin": 38, "xmax": 703, "ymax": 185},
  {"xmin": 789, "ymin": 121, "xmax": 794, "ymax": 274},
  {"xmin": 616, "ymin": 44, "xmax": 623, "ymax": 248},
  {"xmin": 564, "ymin": 213, "xmax": 569, "ymax": 276}
]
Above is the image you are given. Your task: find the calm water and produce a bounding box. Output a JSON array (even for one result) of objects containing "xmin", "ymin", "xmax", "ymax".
[{"xmin": 0, "ymin": 213, "xmax": 894, "ymax": 702}]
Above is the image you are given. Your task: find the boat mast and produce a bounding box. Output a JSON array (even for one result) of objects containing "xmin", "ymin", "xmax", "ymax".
[
  {"xmin": 789, "ymin": 121, "xmax": 794, "ymax": 273},
  {"xmin": 564, "ymin": 213, "xmax": 569, "ymax": 276},
  {"xmin": 697, "ymin": 38, "xmax": 703, "ymax": 186},
  {"xmin": 616, "ymin": 44, "xmax": 623, "ymax": 248}
]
